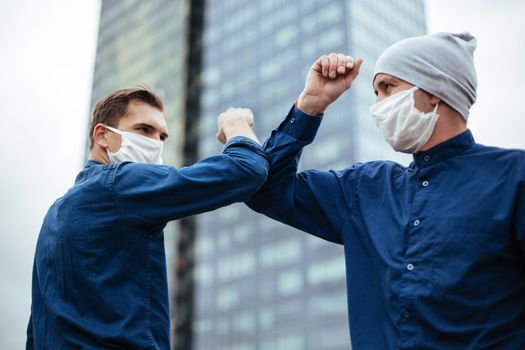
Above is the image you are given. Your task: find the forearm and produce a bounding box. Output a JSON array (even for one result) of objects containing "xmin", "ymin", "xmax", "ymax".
[
  {"xmin": 168, "ymin": 139, "xmax": 268, "ymax": 217},
  {"xmin": 248, "ymin": 105, "xmax": 322, "ymax": 202},
  {"xmin": 113, "ymin": 138, "xmax": 268, "ymax": 226}
]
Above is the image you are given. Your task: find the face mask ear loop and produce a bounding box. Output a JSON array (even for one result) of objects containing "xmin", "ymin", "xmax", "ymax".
[
  {"xmin": 432, "ymin": 102, "xmax": 440, "ymax": 118},
  {"xmin": 104, "ymin": 125, "xmax": 123, "ymax": 158},
  {"xmin": 104, "ymin": 125, "xmax": 122, "ymax": 135}
]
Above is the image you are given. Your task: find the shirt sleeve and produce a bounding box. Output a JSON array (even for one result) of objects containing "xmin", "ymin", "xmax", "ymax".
[
  {"xmin": 26, "ymin": 314, "xmax": 34, "ymax": 350},
  {"xmin": 515, "ymin": 151, "xmax": 525, "ymax": 256},
  {"xmin": 109, "ymin": 137, "xmax": 269, "ymax": 229},
  {"xmin": 246, "ymin": 105, "xmax": 359, "ymax": 244}
]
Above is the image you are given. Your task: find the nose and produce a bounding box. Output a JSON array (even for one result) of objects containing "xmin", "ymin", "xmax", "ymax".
[{"xmin": 375, "ymin": 93, "xmax": 386, "ymax": 103}]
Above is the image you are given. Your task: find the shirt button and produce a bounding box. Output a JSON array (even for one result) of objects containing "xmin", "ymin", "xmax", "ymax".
[
  {"xmin": 422, "ymin": 181, "xmax": 429, "ymax": 187},
  {"xmin": 423, "ymin": 155, "xmax": 430, "ymax": 161},
  {"xmin": 403, "ymin": 310, "xmax": 411, "ymax": 318},
  {"xmin": 413, "ymin": 219, "xmax": 420, "ymax": 226},
  {"xmin": 406, "ymin": 263, "xmax": 414, "ymax": 271},
  {"xmin": 290, "ymin": 118, "xmax": 295, "ymax": 123}
]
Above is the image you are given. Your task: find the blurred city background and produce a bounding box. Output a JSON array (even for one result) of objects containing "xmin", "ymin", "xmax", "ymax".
[{"xmin": 1, "ymin": 0, "xmax": 524, "ymax": 349}]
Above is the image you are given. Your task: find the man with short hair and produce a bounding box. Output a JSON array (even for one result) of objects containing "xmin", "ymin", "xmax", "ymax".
[
  {"xmin": 27, "ymin": 87, "xmax": 268, "ymax": 349},
  {"xmin": 245, "ymin": 32, "xmax": 525, "ymax": 349}
]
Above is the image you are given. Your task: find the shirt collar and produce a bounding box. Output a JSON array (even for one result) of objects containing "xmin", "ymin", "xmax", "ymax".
[
  {"xmin": 75, "ymin": 160, "xmax": 106, "ymax": 184},
  {"xmin": 411, "ymin": 129, "xmax": 475, "ymax": 169},
  {"xmin": 85, "ymin": 159, "xmax": 103, "ymax": 168}
]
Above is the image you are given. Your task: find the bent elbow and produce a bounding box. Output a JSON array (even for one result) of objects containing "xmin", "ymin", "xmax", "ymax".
[
  {"xmin": 234, "ymin": 161, "xmax": 268, "ymax": 201},
  {"xmin": 246, "ymin": 162, "xmax": 269, "ymax": 193},
  {"xmin": 253, "ymin": 162, "xmax": 268, "ymax": 189}
]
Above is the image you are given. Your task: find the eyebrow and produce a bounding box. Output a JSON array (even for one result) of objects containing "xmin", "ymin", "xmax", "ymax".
[
  {"xmin": 375, "ymin": 75, "xmax": 394, "ymax": 87},
  {"xmin": 134, "ymin": 122, "xmax": 169, "ymax": 140},
  {"xmin": 373, "ymin": 75, "xmax": 399, "ymax": 94}
]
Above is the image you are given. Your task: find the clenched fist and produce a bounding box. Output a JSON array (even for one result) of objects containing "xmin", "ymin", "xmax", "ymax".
[
  {"xmin": 297, "ymin": 53, "xmax": 363, "ymax": 116},
  {"xmin": 216, "ymin": 108, "xmax": 259, "ymax": 145}
]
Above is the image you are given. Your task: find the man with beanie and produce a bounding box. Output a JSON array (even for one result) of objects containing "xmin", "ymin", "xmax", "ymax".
[{"xmin": 243, "ymin": 32, "xmax": 525, "ymax": 349}]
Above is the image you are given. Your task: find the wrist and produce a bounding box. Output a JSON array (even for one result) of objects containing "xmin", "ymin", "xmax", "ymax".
[
  {"xmin": 222, "ymin": 119, "xmax": 260, "ymax": 144},
  {"xmin": 297, "ymin": 92, "xmax": 328, "ymax": 116},
  {"xmin": 223, "ymin": 119, "xmax": 248, "ymax": 136}
]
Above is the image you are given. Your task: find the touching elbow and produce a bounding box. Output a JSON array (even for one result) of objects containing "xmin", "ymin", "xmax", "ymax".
[
  {"xmin": 246, "ymin": 162, "xmax": 268, "ymax": 193},
  {"xmin": 254, "ymin": 165, "xmax": 268, "ymax": 189},
  {"xmin": 235, "ymin": 161, "xmax": 268, "ymax": 200}
]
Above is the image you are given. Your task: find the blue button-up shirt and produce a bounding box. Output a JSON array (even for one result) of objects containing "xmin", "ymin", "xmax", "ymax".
[
  {"xmin": 27, "ymin": 137, "xmax": 268, "ymax": 350},
  {"xmin": 247, "ymin": 107, "xmax": 525, "ymax": 349}
]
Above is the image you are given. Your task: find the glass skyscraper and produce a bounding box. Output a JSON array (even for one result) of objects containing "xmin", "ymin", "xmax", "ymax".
[
  {"xmin": 194, "ymin": 1, "xmax": 425, "ymax": 349},
  {"xmin": 90, "ymin": 1, "xmax": 426, "ymax": 349}
]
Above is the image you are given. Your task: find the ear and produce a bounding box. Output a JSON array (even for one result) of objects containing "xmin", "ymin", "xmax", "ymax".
[
  {"xmin": 430, "ymin": 95, "xmax": 441, "ymax": 106},
  {"xmin": 93, "ymin": 123, "xmax": 109, "ymax": 148}
]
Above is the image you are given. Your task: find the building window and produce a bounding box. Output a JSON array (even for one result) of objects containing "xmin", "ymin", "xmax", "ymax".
[
  {"xmin": 232, "ymin": 310, "xmax": 256, "ymax": 334},
  {"xmin": 217, "ymin": 250, "xmax": 256, "ymax": 281},
  {"xmin": 259, "ymin": 237, "xmax": 302, "ymax": 268},
  {"xmin": 307, "ymin": 290, "xmax": 347, "ymax": 317},
  {"xmin": 216, "ymin": 285, "xmax": 239, "ymax": 311},
  {"xmin": 277, "ymin": 268, "xmax": 303, "ymax": 296},
  {"xmin": 307, "ymin": 255, "xmax": 345, "ymax": 285},
  {"xmin": 195, "ymin": 261, "xmax": 214, "ymax": 287}
]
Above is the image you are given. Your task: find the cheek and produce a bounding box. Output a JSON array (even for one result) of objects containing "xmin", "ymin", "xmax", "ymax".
[
  {"xmin": 106, "ymin": 134, "xmax": 122, "ymax": 153},
  {"xmin": 413, "ymin": 93, "xmax": 433, "ymax": 113}
]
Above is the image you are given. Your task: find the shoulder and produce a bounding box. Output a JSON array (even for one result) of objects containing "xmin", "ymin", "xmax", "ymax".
[
  {"xmin": 112, "ymin": 162, "xmax": 170, "ymax": 176},
  {"xmin": 467, "ymin": 144, "xmax": 525, "ymax": 180},
  {"xmin": 327, "ymin": 160, "xmax": 405, "ymax": 184},
  {"xmin": 356, "ymin": 160, "xmax": 407, "ymax": 179},
  {"xmin": 110, "ymin": 162, "xmax": 174, "ymax": 187},
  {"xmin": 469, "ymin": 143, "xmax": 525, "ymax": 165}
]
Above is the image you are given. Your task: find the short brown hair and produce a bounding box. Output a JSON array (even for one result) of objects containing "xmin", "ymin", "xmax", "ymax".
[{"xmin": 89, "ymin": 86, "xmax": 164, "ymax": 148}]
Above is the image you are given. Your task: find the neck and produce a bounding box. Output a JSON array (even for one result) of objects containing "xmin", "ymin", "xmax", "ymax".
[
  {"xmin": 89, "ymin": 146, "xmax": 111, "ymax": 164},
  {"xmin": 420, "ymin": 107, "xmax": 467, "ymax": 152}
]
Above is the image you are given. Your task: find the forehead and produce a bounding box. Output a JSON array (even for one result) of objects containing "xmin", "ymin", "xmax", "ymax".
[
  {"xmin": 118, "ymin": 100, "xmax": 167, "ymax": 130},
  {"xmin": 372, "ymin": 73, "xmax": 402, "ymax": 89}
]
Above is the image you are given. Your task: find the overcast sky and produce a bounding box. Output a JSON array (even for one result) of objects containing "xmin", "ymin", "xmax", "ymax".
[
  {"xmin": 0, "ymin": 1, "xmax": 100, "ymax": 347},
  {"xmin": 1, "ymin": 1, "xmax": 524, "ymax": 348}
]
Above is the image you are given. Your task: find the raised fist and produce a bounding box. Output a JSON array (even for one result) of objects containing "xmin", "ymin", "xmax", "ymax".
[
  {"xmin": 297, "ymin": 53, "xmax": 363, "ymax": 116},
  {"xmin": 216, "ymin": 108, "xmax": 257, "ymax": 144}
]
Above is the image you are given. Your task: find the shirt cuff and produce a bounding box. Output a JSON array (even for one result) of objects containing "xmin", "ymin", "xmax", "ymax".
[
  {"xmin": 277, "ymin": 104, "xmax": 323, "ymax": 143},
  {"xmin": 222, "ymin": 136, "xmax": 263, "ymax": 153}
]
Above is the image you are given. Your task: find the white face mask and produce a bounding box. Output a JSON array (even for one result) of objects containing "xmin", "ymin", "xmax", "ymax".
[
  {"xmin": 370, "ymin": 86, "xmax": 439, "ymax": 154},
  {"xmin": 105, "ymin": 125, "xmax": 164, "ymax": 165}
]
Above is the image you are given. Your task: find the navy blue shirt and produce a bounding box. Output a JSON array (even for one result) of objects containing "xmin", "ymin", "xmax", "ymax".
[
  {"xmin": 27, "ymin": 137, "xmax": 268, "ymax": 350},
  {"xmin": 247, "ymin": 107, "xmax": 525, "ymax": 349}
]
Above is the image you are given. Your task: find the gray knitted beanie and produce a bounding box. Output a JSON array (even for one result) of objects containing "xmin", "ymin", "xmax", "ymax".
[{"xmin": 374, "ymin": 32, "xmax": 478, "ymax": 120}]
